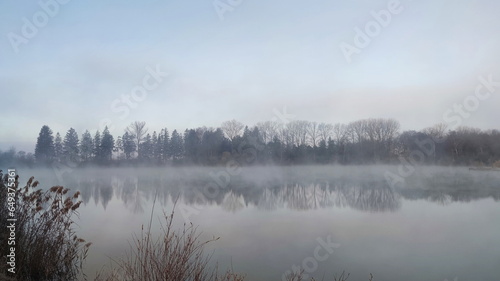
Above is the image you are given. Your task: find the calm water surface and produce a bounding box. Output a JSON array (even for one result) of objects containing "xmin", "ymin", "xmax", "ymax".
[{"xmin": 23, "ymin": 166, "xmax": 500, "ymax": 281}]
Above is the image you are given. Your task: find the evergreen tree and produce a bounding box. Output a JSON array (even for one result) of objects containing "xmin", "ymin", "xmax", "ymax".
[
  {"xmin": 199, "ymin": 128, "xmax": 230, "ymax": 164},
  {"xmin": 80, "ymin": 130, "xmax": 93, "ymax": 162},
  {"xmin": 161, "ymin": 128, "xmax": 170, "ymax": 162},
  {"xmin": 114, "ymin": 136, "xmax": 123, "ymax": 155},
  {"xmin": 93, "ymin": 130, "xmax": 101, "ymax": 161},
  {"xmin": 327, "ymin": 137, "xmax": 335, "ymax": 164},
  {"xmin": 269, "ymin": 136, "xmax": 284, "ymax": 164},
  {"xmin": 139, "ymin": 133, "xmax": 153, "ymax": 161},
  {"xmin": 122, "ymin": 132, "xmax": 136, "ymax": 160},
  {"xmin": 63, "ymin": 128, "xmax": 79, "ymax": 162},
  {"xmin": 316, "ymin": 139, "xmax": 328, "ymax": 163},
  {"xmin": 152, "ymin": 131, "xmax": 160, "ymax": 162},
  {"xmin": 100, "ymin": 127, "xmax": 115, "ymax": 162},
  {"xmin": 35, "ymin": 125, "xmax": 55, "ymax": 164},
  {"xmin": 54, "ymin": 132, "xmax": 63, "ymax": 162},
  {"xmin": 183, "ymin": 129, "xmax": 200, "ymax": 163},
  {"xmin": 237, "ymin": 126, "xmax": 264, "ymax": 164},
  {"xmin": 170, "ymin": 130, "xmax": 184, "ymax": 161}
]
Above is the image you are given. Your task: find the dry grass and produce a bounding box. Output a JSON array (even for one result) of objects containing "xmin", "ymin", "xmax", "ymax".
[
  {"xmin": 0, "ymin": 172, "xmax": 90, "ymax": 280},
  {"xmin": 94, "ymin": 196, "xmax": 245, "ymax": 281}
]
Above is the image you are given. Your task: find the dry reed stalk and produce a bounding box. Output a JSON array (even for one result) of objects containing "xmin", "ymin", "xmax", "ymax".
[{"xmin": 0, "ymin": 172, "xmax": 90, "ymax": 280}]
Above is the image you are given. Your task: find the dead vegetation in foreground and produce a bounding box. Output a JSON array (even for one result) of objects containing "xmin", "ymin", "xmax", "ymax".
[
  {"xmin": 93, "ymin": 197, "xmax": 246, "ymax": 281},
  {"xmin": 0, "ymin": 172, "xmax": 90, "ymax": 280}
]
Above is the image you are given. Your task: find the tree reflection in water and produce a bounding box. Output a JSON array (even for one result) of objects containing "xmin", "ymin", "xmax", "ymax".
[{"xmin": 34, "ymin": 167, "xmax": 500, "ymax": 214}]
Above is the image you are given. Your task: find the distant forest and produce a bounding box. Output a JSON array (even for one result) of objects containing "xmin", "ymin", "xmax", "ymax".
[{"xmin": 1, "ymin": 119, "xmax": 500, "ymax": 167}]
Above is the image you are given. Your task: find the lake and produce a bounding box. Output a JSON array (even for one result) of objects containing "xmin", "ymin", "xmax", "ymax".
[{"xmin": 21, "ymin": 165, "xmax": 500, "ymax": 281}]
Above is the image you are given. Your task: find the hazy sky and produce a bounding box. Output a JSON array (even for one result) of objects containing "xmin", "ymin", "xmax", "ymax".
[{"xmin": 1, "ymin": 0, "xmax": 499, "ymax": 152}]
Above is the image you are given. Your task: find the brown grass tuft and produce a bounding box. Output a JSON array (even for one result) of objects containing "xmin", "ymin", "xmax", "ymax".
[{"xmin": 0, "ymin": 173, "xmax": 89, "ymax": 280}]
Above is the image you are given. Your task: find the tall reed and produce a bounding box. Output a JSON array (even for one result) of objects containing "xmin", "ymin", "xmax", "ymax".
[{"xmin": 0, "ymin": 171, "xmax": 90, "ymax": 280}]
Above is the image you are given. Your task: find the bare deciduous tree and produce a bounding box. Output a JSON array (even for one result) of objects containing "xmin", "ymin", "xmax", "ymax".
[
  {"xmin": 126, "ymin": 121, "xmax": 148, "ymax": 148},
  {"xmin": 256, "ymin": 121, "xmax": 279, "ymax": 143},
  {"xmin": 423, "ymin": 123, "xmax": 448, "ymax": 142},
  {"xmin": 221, "ymin": 119, "xmax": 244, "ymax": 141},
  {"xmin": 307, "ymin": 121, "xmax": 319, "ymax": 147},
  {"xmin": 319, "ymin": 123, "xmax": 334, "ymax": 143},
  {"xmin": 285, "ymin": 120, "xmax": 309, "ymax": 146},
  {"xmin": 332, "ymin": 123, "xmax": 347, "ymax": 144},
  {"xmin": 347, "ymin": 120, "xmax": 367, "ymax": 143},
  {"xmin": 296, "ymin": 120, "xmax": 310, "ymax": 146}
]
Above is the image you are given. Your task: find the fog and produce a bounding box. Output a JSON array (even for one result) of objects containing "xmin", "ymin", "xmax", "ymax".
[
  {"xmin": 3, "ymin": 1, "xmax": 500, "ymax": 280},
  {"xmin": 9, "ymin": 165, "xmax": 499, "ymax": 280},
  {"xmin": 20, "ymin": 165, "xmax": 500, "ymax": 213}
]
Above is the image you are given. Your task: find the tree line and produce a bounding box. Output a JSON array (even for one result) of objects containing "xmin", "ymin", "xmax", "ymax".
[{"xmin": 1, "ymin": 119, "xmax": 499, "ymax": 167}]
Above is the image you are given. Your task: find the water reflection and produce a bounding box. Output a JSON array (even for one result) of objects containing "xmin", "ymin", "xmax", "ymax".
[
  {"xmin": 24, "ymin": 167, "xmax": 500, "ymax": 281},
  {"xmin": 31, "ymin": 167, "xmax": 499, "ymax": 214}
]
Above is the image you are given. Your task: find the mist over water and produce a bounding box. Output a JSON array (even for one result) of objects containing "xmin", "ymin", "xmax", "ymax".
[
  {"xmin": 17, "ymin": 165, "xmax": 500, "ymax": 281},
  {"xmin": 3, "ymin": 1, "xmax": 500, "ymax": 280}
]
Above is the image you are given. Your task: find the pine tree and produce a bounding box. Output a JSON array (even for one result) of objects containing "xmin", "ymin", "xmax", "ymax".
[
  {"xmin": 139, "ymin": 133, "xmax": 153, "ymax": 161},
  {"xmin": 114, "ymin": 136, "xmax": 123, "ymax": 156},
  {"xmin": 100, "ymin": 126, "xmax": 115, "ymax": 162},
  {"xmin": 63, "ymin": 128, "xmax": 79, "ymax": 162},
  {"xmin": 152, "ymin": 131, "xmax": 162, "ymax": 163},
  {"xmin": 93, "ymin": 131, "xmax": 101, "ymax": 161},
  {"xmin": 54, "ymin": 132, "xmax": 63, "ymax": 162},
  {"xmin": 80, "ymin": 130, "xmax": 93, "ymax": 162},
  {"xmin": 122, "ymin": 132, "xmax": 136, "ymax": 160},
  {"xmin": 327, "ymin": 137, "xmax": 335, "ymax": 163},
  {"xmin": 170, "ymin": 130, "xmax": 184, "ymax": 161},
  {"xmin": 183, "ymin": 129, "xmax": 200, "ymax": 163},
  {"xmin": 161, "ymin": 128, "xmax": 170, "ymax": 162},
  {"xmin": 35, "ymin": 125, "xmax": 55, "ymax": 164}
]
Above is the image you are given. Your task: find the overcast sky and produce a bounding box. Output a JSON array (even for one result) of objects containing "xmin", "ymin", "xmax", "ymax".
[{"xmin": 1, "ymin": 0, "xmax": 499, "ymax": 152}]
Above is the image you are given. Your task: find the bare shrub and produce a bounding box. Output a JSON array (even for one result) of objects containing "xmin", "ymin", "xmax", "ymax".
[{"xmin": 94, "ymin": 198, "xmax": 245, "ymax": 281}]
